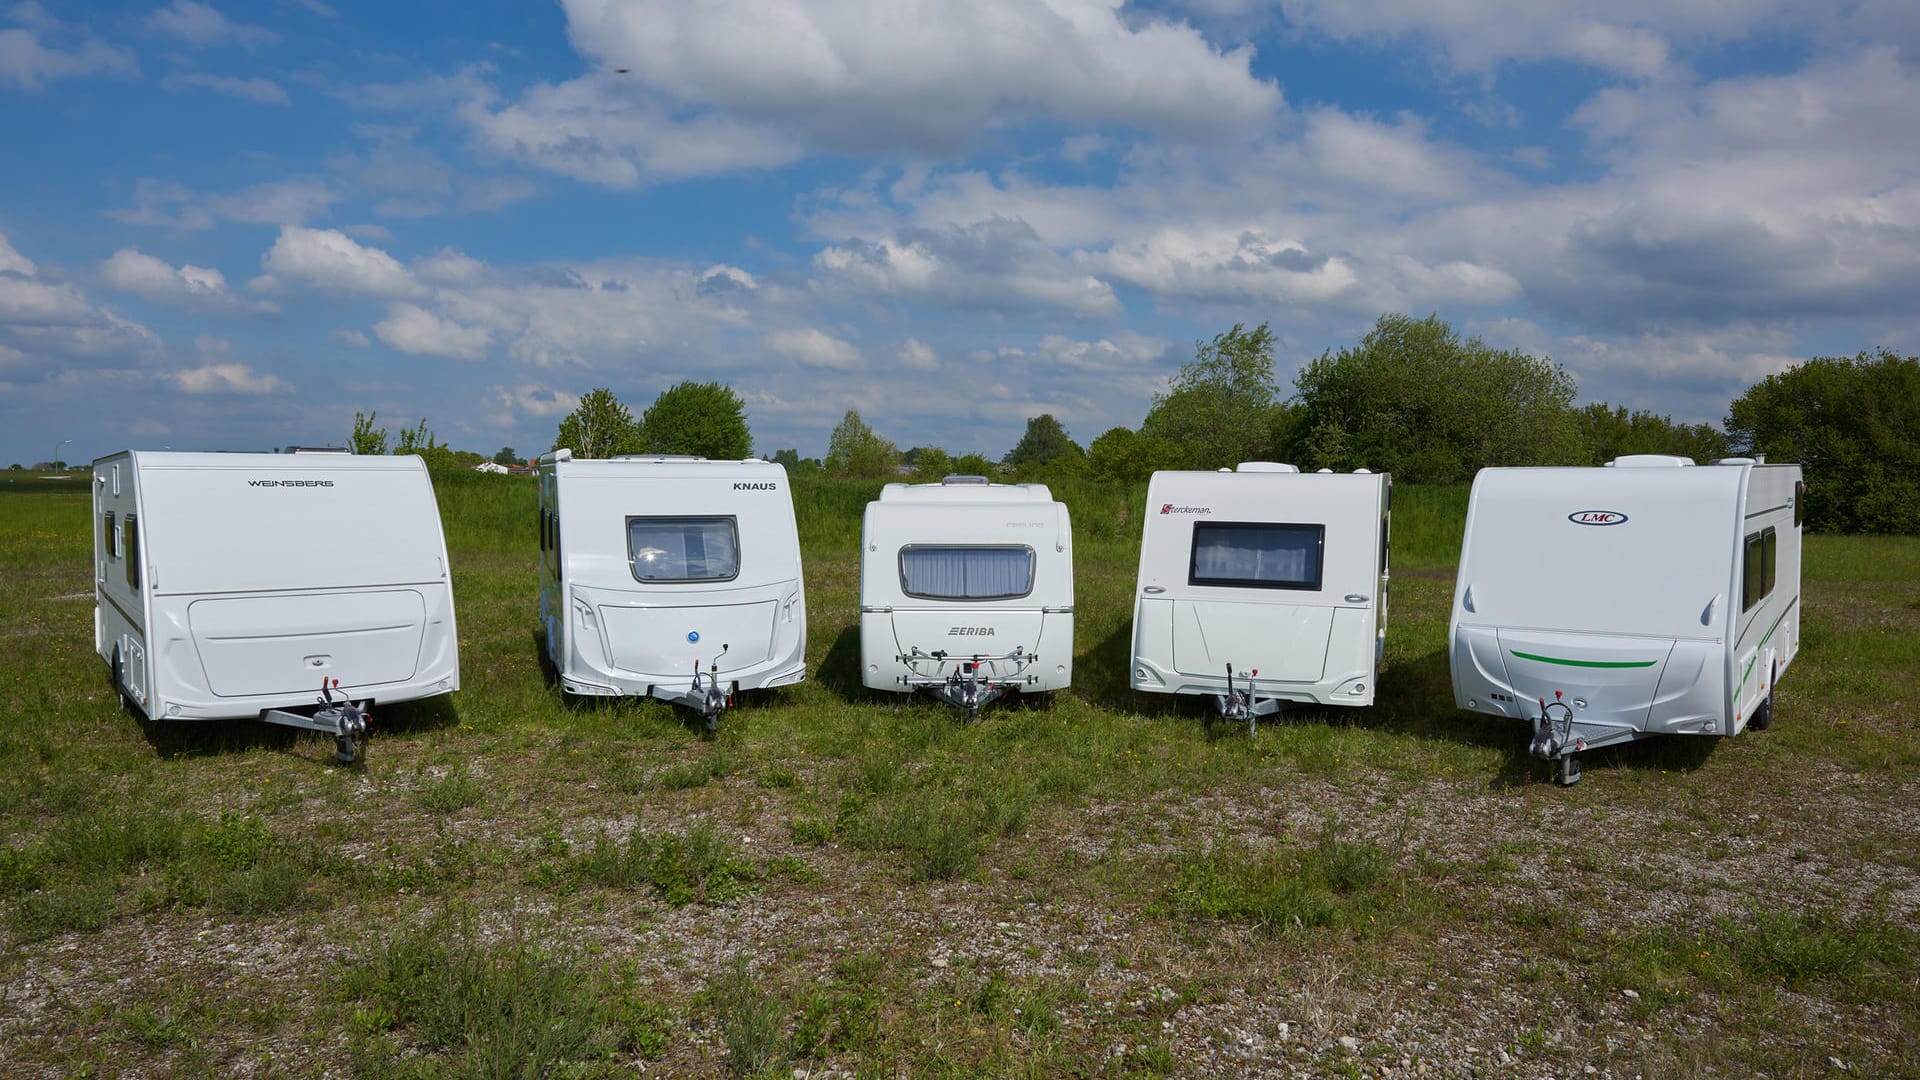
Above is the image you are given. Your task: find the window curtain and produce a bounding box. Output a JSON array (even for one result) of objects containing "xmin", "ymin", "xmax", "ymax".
[
  {"xmin": 1192, "ymin": 524, "xmax": 1320, "ymax": 586},
  {"xmin": 901, "ymin": 547, "xmax": 1033, "ymax": 599}
]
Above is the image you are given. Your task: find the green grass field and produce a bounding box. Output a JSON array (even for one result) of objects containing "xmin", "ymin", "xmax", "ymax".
[{"xmin": 1, "ymin": 472, "xmax": 1915, "ymax": 1078}]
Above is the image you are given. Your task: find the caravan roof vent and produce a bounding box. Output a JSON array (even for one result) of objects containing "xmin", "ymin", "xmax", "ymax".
[
  {"xmin": 282, "ymin": 446, "xmax": 350, "ymax": 455},
  {"xmin": 941, "ymin": 475, "xmax": 990, "ymax": 485},
  {"xmin": 1354, "ymin": 467, "xmax": 1373, "ymax": 474},
  {"xmin": 1712, "ymin": 457, "xmax": 1757, "ymax": 466},
  {"xmin": 610, "ymin": 454, "xmax": 708, "ymax": 462},
  {"xmin": 1610, "ymin": 455, "xmax": 1696, "ymax": 468},
  {"xmin": 1236, "ymin": 461, "xmax": 1300, "ymax": 473},
  {"xmin": 1316, "ymin": 468, "xmax": 1333, "ymax": 474}
]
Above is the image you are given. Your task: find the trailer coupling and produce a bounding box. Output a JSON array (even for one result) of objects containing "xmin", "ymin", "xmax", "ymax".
[
  {"xmin": 1530, "ymin": 690, "xmax": 1586, "ymax": 785},
  {"xmin": 899, "ymin": 646, "xmax": 1039, "ymax": 719},
  {"xmin": 690, "ymin": 644, "xmax": 733, "ymax": 732},
  {"xmin": 261, "ymin": 677, "xmax": 370, "ymax": 765},
  {"xmin": 1215, "ymin": 662, "xmax": 1283, "ymax": 736}
]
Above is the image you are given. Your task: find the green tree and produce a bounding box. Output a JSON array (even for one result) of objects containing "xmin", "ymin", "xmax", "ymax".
[
  {"xmin": 1575, "ymin": 403, "xmax": 1731, "ymax": 465},
  {"xmin": 1002, "ymin": 415, "xmax": 1082, "ymax": 470},
  {"xmin": 824, "ymin": 410, "xmax": 902, "ymax": 479},
  {"xmin": 1140, "ymin": 323, "xmax": 1284, "ymax": 470},
  {"xmin": 350, "ymin": 410, "xmax": 388, "ymax": 456},
  {"xmin": 492, "ymin": 447, "xmax": 519, "ymax": 466},
  {"xmin": 950, "ymin": 452, "xmax": 997, "ymax": 478},
  {"xmin": 637, "ymin": 381, "xmax": 753, "ymax": 459},
  {"xmin": 907, "ymin": 446, "xmax": 954, "ymax": 482},
  {"xmin": 1726, "ymin": 349, "xmax": 1920, "ymax": 533},
  {"xmin": 393, "ymin": 418, "xmax": 458, "ymax": 470},
  {"xmin": 554, "ymin": 388, "xmax": 642, "ymax": 459},
  {"xmin": 1292, "ymin": 313, "xmax": 1582, "ymax": 482},
  {"xmin": 1086, "ymin": 426, "xmax": 1182, "ymax": 483}
]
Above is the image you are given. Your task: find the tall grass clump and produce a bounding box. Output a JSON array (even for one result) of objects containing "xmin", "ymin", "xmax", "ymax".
[{"xmin": 573, "ymin": 822, "xmax": 756, "ymax": 905}]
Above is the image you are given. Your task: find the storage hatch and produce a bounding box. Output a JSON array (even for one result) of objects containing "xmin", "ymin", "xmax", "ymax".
[{"xmin": 189, "ymin": 590, "xmax": 425, "ymax": 697}]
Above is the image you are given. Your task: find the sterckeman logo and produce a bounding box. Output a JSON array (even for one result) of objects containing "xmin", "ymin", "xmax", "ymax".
[
  {"xmin": 1159, "ymin": 504, "xmax": 1212, "ymax": 515},
  {"xmin": 248, "ymin": 479, "xmax": 334, "ymax": 488},
  {"xmin": 948, "ymin": 627, "xmax": 995, "ymax": 636},
  {"xmin": 1568, "ymin": 509, "xmax": 1628, "ymax": 526},
  {"xmin": 733, "ymin": 482, "xmax": 778, "ymax": 491}
]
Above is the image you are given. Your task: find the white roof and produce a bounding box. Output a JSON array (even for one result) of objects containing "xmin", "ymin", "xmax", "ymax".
[
  {"xmin": 111, "ymin": 450, "xmax": 427, "ymax": 472},
  {"xmin": 877, "ymin": 480, "xmax": 1054, "ymax": 504}
]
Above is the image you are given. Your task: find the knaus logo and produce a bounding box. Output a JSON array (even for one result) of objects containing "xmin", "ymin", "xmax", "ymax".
[
  {"xmin": 1568, "ymin": 509, "xmax": 1628, "ymax": 526},
  {"xmin": 948, "ymin": 627, "xmax": 996, "ymax": 636},
  {"xmin": 733, "ymin": 482, "xmax": 778, "ymax": 491},
  {"xmin": 248, "ymin": 479, "xmax": 334, "ymax": 488},
  {"xmin": 1159, "ymin": 504, "xmax": 1212, "ymax": 515}
]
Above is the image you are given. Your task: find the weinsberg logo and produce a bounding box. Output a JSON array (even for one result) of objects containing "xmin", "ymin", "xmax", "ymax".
[
  {"xmin": 1568, "ymin": 510, "xmax": 1628, "ymax": 526},
  {"xmin": 248, "ymin": 479, "xmax": 334, "ymax": 488},
  {"xmin": 1159, "ymin": 504, "xmax": 1212, "ymax": 515}
]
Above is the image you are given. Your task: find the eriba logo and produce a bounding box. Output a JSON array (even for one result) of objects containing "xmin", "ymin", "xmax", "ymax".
[
  {"xmin": 1568, "ymin": 510, "xmax": 1628, "ymax": 526},
  {"xmin": 948, "ymin": 627, "xmax": 995, "ymax": 636},
  {"xmin": 733, "ymin": 482, "xmax": 778, "ymax": 491},
  {"xmin": 1159, "ymin": 504, "xmax": 1212, "ymax": 515},
  {"xmin": 248, "ymin": 479, "xmax": 334, "ymax": 488}
]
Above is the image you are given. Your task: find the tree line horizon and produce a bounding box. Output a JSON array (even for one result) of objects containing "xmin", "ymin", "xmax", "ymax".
[{"xmin": 345, "ymin": 313, "xmax": 1918, "ymax": 534}]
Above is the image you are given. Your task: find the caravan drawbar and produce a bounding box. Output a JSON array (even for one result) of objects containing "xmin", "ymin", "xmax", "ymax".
[
  {"xmin": 92, "ymin": 450, "xmax": 460, "ymax": 761},
  {"xmin": 1450, "ymin": 455, "xmax": 1805, "ymax": 784}
]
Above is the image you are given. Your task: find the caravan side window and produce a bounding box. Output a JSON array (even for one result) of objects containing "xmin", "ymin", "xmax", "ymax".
[
  {"xmin": 899, "ymin": 546, "xmax": 1035, "ymax": 601},
  {"xmin": 124, "ymin": 515, "xmax": 139, "ymax": 589},
  {"xmin": 627, "ymin": 517, "xmax": 738, "ymax": 582},
  {"xmin": 104, "ymin": 511, "xmax": 117, "ymax": 559},
  {"xmin": 1189, "ymin": 522, "xmax": 1326, "ymax": 591},
  {"xmin": 1741, "ymin": 527, "xmax": 1777, "ymax": 613}
]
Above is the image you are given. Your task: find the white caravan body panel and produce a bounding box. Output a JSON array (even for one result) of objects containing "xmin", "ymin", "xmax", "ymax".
[
  {"xmin": 537, "ymin": 454, "xmax": 806, "ymax": 704},
  {"xmin": 1449, "ymin": 459, "xmax": 1803, "ymax": 753},
  {"xmin": 91, "ymin": 451, "xmax": 460, "ymax": 721},
  {"xmin": 859, "ymin": 481, "xmax": 1074, "ymax": 695},
  {"xmin": 1130, "ymin": 466, "xmax": 1390, "ymax": 707}
]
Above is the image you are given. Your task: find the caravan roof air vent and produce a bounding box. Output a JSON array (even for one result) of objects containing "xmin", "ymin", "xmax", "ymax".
[
  {"xmin": 282, "ymin": 446, "xmax": 351, "ymax": 455},
  {"xmin": 1236, "ymin": 462, "xmax": 1300, "ymax": 473},
  {"xmin": 1712, "ymin": 457, "xmax": 1757, "ymax": 466},
  {"xmin": 611, "ymin": 454, "xmax": 709, "ymax": 462},
  {"xmin": 1610, "ymin": 455, "xmax": 1696, "ymax": 468},
  {"xmin": 941, "ymin": 475, "xmax": 990, "ymax": 485}
]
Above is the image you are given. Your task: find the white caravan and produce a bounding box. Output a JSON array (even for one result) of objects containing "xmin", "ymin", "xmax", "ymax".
[
  {"xmin": 1450, "ymin": 455, "xmax": 1805, "ymax": 784},
  {"xmin": 1130, "ymin": 464, "xmax": 1391, "ymax": 730},
  {"xmin": 537, "ymin": 451, "xmax": 806, "ymax": 726},
  {"xmin": 92, "ymin": 450, "xmax": 459, "ymax": 762},
  {"xmin": 860, "ymin": 477, "xmax": 1073, "ymax": 717}
]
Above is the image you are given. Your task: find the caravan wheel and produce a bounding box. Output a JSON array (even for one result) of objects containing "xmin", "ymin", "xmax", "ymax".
[{"xmin": 1749, "ymin": 661, "xmax": 1777, "ymax": 731}]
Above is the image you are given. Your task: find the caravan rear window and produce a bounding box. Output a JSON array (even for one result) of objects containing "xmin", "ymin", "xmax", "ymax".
[
  {"xmin": 627, "ymin": 517, "xmax": 739, "ymax": 582},
  {"xmin": 1742, "ymin": 527, "xmax": 1777, "ymax": 613},
  {"xmin": 1190, "ymin": 521, "xmax": 1325, "ymax": 591},
  {"xmin": 899, "ymin": 546, "xmax": 1035, "ymax": 601}
]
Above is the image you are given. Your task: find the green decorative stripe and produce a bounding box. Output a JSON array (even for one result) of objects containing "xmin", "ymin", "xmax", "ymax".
[{"xmin": 1509, "ymin": 650, "xmax": 1658, "ymax": 669}]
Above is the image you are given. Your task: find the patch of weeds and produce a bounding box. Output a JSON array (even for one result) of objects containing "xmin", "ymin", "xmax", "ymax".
[
  {"xmin": 757, "ymin": 765, "xmax": 801, "ymax": 790},
  {"xmin": 1723, "ymin": 909, "xmax": 1871, "ymax": 987},
  {"xmin": 789, "ymin": 814, "xmax": 835, "ymax": 846},
  {"xmin": 6, "ymin": 880, "xmax": 116, "ymax": 939},
  {"xmin": 574, "ymin": 822, "xmax": 756, "ymax": 905},
  {"xmin": 660, "ymin": 759, "xmax": 715, "ymax": 790},
  {"xmin": 338, "ymin": 909, "xmax": 622, "ymax": 1077},
  {"xmin": 197, "ymin": 810, "xmax": 272, "ymax": 871},
  {"xmin": 606, "ymin": 756, "xmax": 650, "ymax": 795},
  {"xmin": 842, "ymin": 783, "xmax": 1033, "ymax": 881},
  {"xmin": 415, "ymin": 766, "xmax": 485, "ymax": 812},
  {"xmin": 114, "ymin": 1001, "xmax": 204, "ymax": 1051},
  {"xmin": 1303, "ymin": 822, "xmax": 1392, "ymax": 894},
  {"xmin": 48, "ymin": 805, "xmax": 185, "ymax": 875},
  {"xmin": 166, "ymin": 811, "xmax": 310, "ymax": 916},
  {"xmin": 0, "ymin": 844, "xmax": 46, "ymax": 895},
  {"xmin": 1165, "ymin": 839, "xmax": 1334, "ymax": 931},
  {"xmin": 706, "ymin": 958, "xmax": 785, "ymax": 1077},
  {"xmin": 616, "ymin": 995, "xmax": 674, "ymax": 1059}
]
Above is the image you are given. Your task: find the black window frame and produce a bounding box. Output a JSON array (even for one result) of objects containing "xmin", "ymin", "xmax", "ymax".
[
  {"xmin": 104, "ymin": 510, "xmax": 117, "ymax": 559},
  {"xmin": 1793, "ymin": 479, "xmax": 1806, "ymax": 528},
  {"xmin": 1188, "ymin": 520, "xmax": 1328, "ymax": 592},
  {"xmin": 625, "ymin": 515, "xmax": 740, "ymax": 584},
  {"xmin": 1741, "ymin": 526, "xmax": 1777, "ymax": 613},
  {"xmin": 897, "ymin": 543, "xmax": 1038, "ymax": 602}
]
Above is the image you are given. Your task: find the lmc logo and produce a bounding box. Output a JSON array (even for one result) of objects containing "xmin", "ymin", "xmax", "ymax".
[{"xmin": 1568, "ymin": 509, "xmax": 1628, "ymax": 526}]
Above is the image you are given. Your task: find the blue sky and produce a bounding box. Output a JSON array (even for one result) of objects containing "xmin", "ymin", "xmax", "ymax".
[{"xmin": 3, "ymin": 0, "xmax": 1917, "ymax": 466}]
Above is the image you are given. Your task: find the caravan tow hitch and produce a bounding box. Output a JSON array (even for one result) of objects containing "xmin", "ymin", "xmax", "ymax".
[
  {"xmin": 1215, "ymin": 663, "xmax": 1282, "ymax": 736},
  {"xmin": 261, "ymin": 677, "xmax": 370, "ymax": 765},
  {"xmin": 1530, "ymin": 690, "xmax": 1585, "ymax": 785},
  {"xmin": 691, "ymin": 644, "xmax": 733, "ymax": 732}
]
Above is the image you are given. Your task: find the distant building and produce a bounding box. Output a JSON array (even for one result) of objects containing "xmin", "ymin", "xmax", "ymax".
[{"xmin": 473, "ymin": 461, "xmax": 511, "ymax": 474}]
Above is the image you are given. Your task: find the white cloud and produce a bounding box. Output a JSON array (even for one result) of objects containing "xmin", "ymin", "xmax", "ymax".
[
  {"xmin": 99, "ymin": 248, "xmax": 277, "ymax": 313},
  {"xmin": 173, "ymin": 362, "xmax": 287, "ymax": 394},
  {"xmin": 333, "ymin": 328, "xmax": 370, "ymax": 346},
  {"xmin": 768, "ymin": 327, "xmax": 861, "ymax": 370},
  {"xmin": 162, "ymin": 72, "xmax": 289, "ymax": 104},
  {"xmin": 414, "ymin": 249, "xmax": 488, "ymax": 286},
  {"xmin": 814, "ymin": 218, "xmax": 1120, "ymax": 316},
  {"xmin": 1034, "ymin": 331, "xmax": 1171, "ymax": 372},
  {"xmin": 0, "ymin": 275, "xmax": 97, "ymax": 324},
  {"xmin": 559, "ymin": 0, "xmax": 1282, "ymax": 154},
  {"xmin": 373, "ymin": 303, "xmax": 492, "ymax": 361},
  {"xmin": 209, "ymin": 178, "xmax": 336, "ymax": 225},
  {"xmin": 487, "ymin": 383, "xmax": 580, "ymax": 426},
  {"xmin": 0, "ymin": 3, "xmax": 137, "ymax": 90},
  {"xmin": 898, "ymin": 338, "xmax": 938, "ymax": 371},
  {"xmin": 106, "ymin": 179, "xmax": 216, "ymax": 230},
  {"xmin": 255, "ymin": 226, "xmax": 423, "ymax": 298},
  {"xmin": 1096, "ymin": 226, "xmax": 1359, "ymax": 304},
  {"xmin": 0, "ymin": 232, "xmax": 36, "ymax": 275},
  {"xmin": 147, "ymin": 1, "xmax": 280, "ymax": 48}
]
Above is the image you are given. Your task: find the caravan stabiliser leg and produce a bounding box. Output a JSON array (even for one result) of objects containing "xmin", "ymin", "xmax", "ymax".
[
  {"xmin": 691, "ymin": 644, "xmax": 732, "ymax": 733},
  {"xmin": 261, "ymin": 677, "xmax": 370, "ymax": 765}
]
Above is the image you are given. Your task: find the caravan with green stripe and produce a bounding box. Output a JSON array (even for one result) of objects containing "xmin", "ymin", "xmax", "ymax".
[{"xmin": 1449, "ymin": 454, "xmax": 1805, "ymax": 786}]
